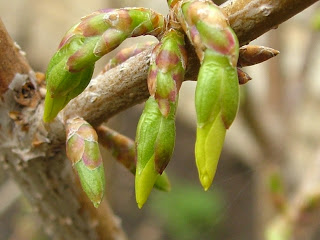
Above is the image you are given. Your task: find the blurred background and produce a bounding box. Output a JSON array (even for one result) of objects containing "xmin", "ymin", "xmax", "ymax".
[{"xmin": 1, "ymin": 0, "xmax": 320, "ymax": 239}]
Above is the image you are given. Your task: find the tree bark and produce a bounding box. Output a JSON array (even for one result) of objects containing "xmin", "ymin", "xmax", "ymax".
[
  {"xmin": 0, "ymin": 19, "xmax": 127, "ymax": 240},
  {"xmin": 0, "ymin": 20, "xmax": 30, "ymax": 95},
  {"xmin": 0, "ymin": 0, "xmax": 318, "ymax": 239}
]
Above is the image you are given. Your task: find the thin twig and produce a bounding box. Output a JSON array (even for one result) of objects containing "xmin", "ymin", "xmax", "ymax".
[
  {"xmin": 266, "ymin": 150, "xmax": 320, "ymax": 240},
  {"xmin": 0, "ymin": 179, "xmax": 21, "ymax": 216}
]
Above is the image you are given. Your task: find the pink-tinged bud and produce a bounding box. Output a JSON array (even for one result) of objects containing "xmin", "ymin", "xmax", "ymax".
[
  {"xmin": 176, "ymin": 0, "xmax": 238, "ymax": 66},
  {"xmin": 147, "ymin": 29, "xmax": 187, "ymax": 117},
  {"xmin": 102, "ymin": 42, "xmax": 156, "ymax": 73},
  {"xmin": 44, "ymin": 8, "xmax": 166, "ymax": 122},
  {"xmin": 66, "ymin": 117, "xmax": 105, "ymax": 208}
]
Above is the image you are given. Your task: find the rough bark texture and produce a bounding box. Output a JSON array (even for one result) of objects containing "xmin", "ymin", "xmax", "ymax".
[
  {"xmin": 0, "ymin": 0, "xmax": 319, "ymax": 239},
  {"xmin": 0, "ymin": 19, "xmax": 127, "ymax": 240},
  {"xmin": 0, "ymin": 21, "xmax": 30, "ymax": 95},
  {"xmin": 221, "ymin": 0, "xmax": 319, "ymax": 45}
]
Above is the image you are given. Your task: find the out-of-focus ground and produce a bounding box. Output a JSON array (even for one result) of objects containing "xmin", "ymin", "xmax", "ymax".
[{"xmin": 1, "ymin": 0, "xmax": 320, "ymax": 239}]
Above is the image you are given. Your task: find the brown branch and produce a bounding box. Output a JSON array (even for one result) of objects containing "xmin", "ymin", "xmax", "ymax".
[
  {"xmin": 0, "ymin": 19, "xmax": 30, "ymax": 96},
  {"xmin": 0, "ymin": 21, "xmax": 127, "ymax": 240},
  {"xmin": 221, "ymin": 0, "xmax": 319, "ymax": 45}
]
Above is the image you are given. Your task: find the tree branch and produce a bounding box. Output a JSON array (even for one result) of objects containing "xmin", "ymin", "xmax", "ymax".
[
  {"xmin": 221, "ymin": 0, "xmax": 319, "ymax": 45},
  {"xmin": 0, "ymin": 19, "xmax": 30, "ymax": 96},
  {"xmin": 0, "ymin": 19, "xmax": 127, "ymax": 240}
]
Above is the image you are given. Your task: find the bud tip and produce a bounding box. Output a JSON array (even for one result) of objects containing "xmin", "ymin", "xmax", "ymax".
[
  {"xmin": 93, "ymin": 200, "xmax": 101, "ymax": 208},
  {"xmin": 200, "ymin": 172, "xmax": 211, "ymax": 191}
]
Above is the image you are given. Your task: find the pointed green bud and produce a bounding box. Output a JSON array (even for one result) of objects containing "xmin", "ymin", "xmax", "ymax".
[
  {"xmin": 96, "ymin": 126, "xmax": 171, "ymax": 192},
  {"xmin": 195, "ymin": 112, "xmax": 226, "ymax": 190},
  {"xmin": 43, "ymin": 36, "xmax": 94, "ymax": 122},
  {"xmin": 66, "ymin": 117, "xmax": 105, "ymax": 208},
  {"xmin": 154, "ymin": 102, "xmax": 176, "ymax": 174},
  {"xmin": 195, "ymin": 50, "xmax": 239, "ymax": 190},
  {"xmin": 64, "ymin": 8, "xmax": 165, "ymax": 72},
  {"xmin": 135, "ymin": 155, "xmax": 158, "ymax": 209},
  {"xmin": 175, "ymin": 1, "xmax": 240, "ymax": 190},
  {"xmin": 74, "ymin": 160, "xmax": 105, "ymax": 208},
  {"xmin": 135, "ymin": 97, "xmax": 176, "ymax": 208},
  {"xmin": 44, "ymin": 8, "xmax": 166, "ymax": 122}
]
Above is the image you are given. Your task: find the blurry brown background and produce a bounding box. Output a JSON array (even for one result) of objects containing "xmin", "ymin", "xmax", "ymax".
[{"xmin": 1, "ymin": 0, "xmax": 320, "ymax": 239}]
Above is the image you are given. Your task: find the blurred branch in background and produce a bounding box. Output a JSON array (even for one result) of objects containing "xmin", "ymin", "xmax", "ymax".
[{"xmin": 0, "ymin": 180, "xmax": 21, "ymax": 216}]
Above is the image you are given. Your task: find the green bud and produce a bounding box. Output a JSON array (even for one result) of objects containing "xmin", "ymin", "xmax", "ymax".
[
  {"xmin": 195, "ymin": 112, "xmax": 226, "ymax": 190},
  {"xmin": 195, "ymin": 50, "xmax": 239, "ymax": 190},
  {"xmin": 74, "ymin": 160, "xmax": 105, "ymax": 208},
  {"xmin": 175, "ymin": 1, "xmax": 240, "ymax": 190},
  {"xmin": 96, "ymin": 126, "xmax": 171, "ymax": 192},
  {"xmin": 66, "ymin": 117, "xmax": 105, "ymax": 208},
  {"xmin": 43, "ymin": 36, "xmax": 94, "ymax": 122},
  {"xmin": 44, "ymin": 8, "xmax": 166, "ymax": 122},
  {"xmin": 135, "ymin": 97, "xmax": 176, "ymax": 208},
  {"xmin": 154, "ymin": 102, "xmax": 176, "ymax": 174}
]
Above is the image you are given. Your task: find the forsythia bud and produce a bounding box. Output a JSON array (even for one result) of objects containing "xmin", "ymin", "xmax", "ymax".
[
  {"xmin": 96, "ymin": 126, "xmax": 171, "ymax": 192},
  {"xmin": 177, "ymin": 0, "xmax": 239, "ymax": 190},
  {"xmin": 44, "ymin": 8, "xmax": 166, "ymax": 122},
  {"xmin": 148, "ymin": 29, "xmax": 186, "ymax": 117},
  {"xmin": 102, "ymin": 42, "xmax": 156, "ymax": 73},
  {"xmin": 66, "ymin": 117, "xmax": 105, "ymax": 208},
  {"xmin": 135, "ymin": 97, "xmax": 176, "ymax": 208},
  {"xmin": 135, "ymin": 28, "xmax": 187, "ymax": 208},
  {"xmin": 43, "ymin": 37, "xmax": 95, "ymax": 122}
]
